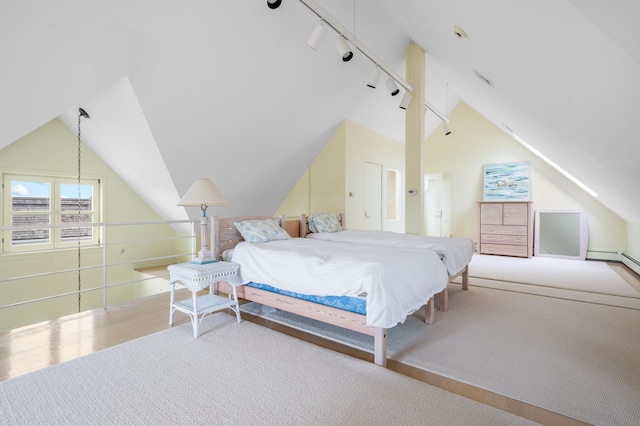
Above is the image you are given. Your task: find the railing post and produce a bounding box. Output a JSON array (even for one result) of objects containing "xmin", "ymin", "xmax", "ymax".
[{"xmin": 103, "ymin": 223, "xmax": 107, "ymax": 309}]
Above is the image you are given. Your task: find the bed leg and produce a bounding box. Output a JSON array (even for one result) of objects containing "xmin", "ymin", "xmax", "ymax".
[
  {"xmin": 424, "ymin": 297, "xmax": 435, "ymax": 324},
  {"xmin": 374, "ymin": 328, "xmax": 387, "ymax": 367},
  {"xmin": 437, "ymin": 288, "xmax": 449, "ymax": 312},
  {"xmin": 462, "ymin": 266, "xmax": 469, "ymax": 290}
]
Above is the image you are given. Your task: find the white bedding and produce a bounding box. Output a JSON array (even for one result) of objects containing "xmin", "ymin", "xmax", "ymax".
[
  {"xmin": 306, "ymin": 230, "xmax": 474, "ymax": 276},
  {"xmin": 232, "ymin": 238, "xmax": 449, "ymax": 329}
]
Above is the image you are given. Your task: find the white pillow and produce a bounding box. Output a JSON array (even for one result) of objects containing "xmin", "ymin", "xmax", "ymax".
[
  {"xmin": 221, "ymin": 249, "xmax": 234, "ymax": 262},
  {"xmin": 308, "ymin": 212, "xmax": 343, "ymax": 233},
  {"xmin": 234, "ymin": 219, "xmax": 291, "ymax": 243}
]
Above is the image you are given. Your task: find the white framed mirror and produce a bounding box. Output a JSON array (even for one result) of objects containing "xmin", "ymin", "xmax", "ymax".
[{"xmin": 534, "ymin": 209, "xmax": 588, "ymax": 260}]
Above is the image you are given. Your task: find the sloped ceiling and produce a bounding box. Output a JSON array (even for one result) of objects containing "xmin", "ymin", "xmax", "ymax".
[{"xmin": 1, "ymin": 0, "xmax": 639, "ymax": 224}]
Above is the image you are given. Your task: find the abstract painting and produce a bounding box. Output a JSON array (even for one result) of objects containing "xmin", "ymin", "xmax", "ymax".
[{"xmin": 483, "ymin": 161, "xmax": 531, "ymax": 200}]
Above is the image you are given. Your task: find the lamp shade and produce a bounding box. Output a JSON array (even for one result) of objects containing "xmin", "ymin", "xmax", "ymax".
[{"xmin": 177, "ymin": 179, "xmax": 228, "ymax": 207}]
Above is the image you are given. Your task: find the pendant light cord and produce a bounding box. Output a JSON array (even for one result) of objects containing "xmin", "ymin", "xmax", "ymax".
[
  {"xmin": 77, "ymin": 112, "xmax": 82, "ymax": 313},
  {"xmin": 76, "ymin": 108, "xmax": 89, "ymax": 312}
]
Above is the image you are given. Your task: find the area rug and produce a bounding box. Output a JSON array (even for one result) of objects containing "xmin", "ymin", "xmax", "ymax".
[
  {"xmin": 241, "ymin": 284, "xmax": 640, "ymax": 426},
  {"xmin": 467, "ymin": 254, "xmax": 639, "ymax": 297},
  {"xmin": 454, "ymin": 254, "xmax": 640, "ymax": 310},
  {"xmin": 0, "ymin": 313, "xmax": 536, "ymax": 426}
]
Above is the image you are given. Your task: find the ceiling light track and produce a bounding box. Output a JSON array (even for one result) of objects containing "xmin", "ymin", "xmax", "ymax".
[
  {"xmin": 268, "ymin": 0, "xmax": 450, "ymax": 122},
  {"xmin": 425, "ymin": 100, "xmax": 449, "ymax": 123},
  {"xmin": 299, "ymin": 0, "xmax": 412, "ymax": 93}
]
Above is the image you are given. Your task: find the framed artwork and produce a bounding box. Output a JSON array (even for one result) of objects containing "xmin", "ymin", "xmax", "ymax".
[{"xmin": 483, "ymin": 161, "xmax": 531, "ymax": 201}]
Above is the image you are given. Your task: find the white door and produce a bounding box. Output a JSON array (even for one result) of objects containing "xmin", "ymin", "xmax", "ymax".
[
  {"xmin": 424, "ymin": 173, "xmax": 442, "ymax": 237},
  {"xmin": 364, "ymin": 162, "xmax": 382, "ymax": 231}
]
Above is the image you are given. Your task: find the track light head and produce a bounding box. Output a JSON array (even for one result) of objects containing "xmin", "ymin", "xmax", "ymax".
[
  {"xmin": 266, "ymin": 0, "xmax": 282, "ymax": 9},
  {"xmin": 307, "ymin": 20, "xmax": 327, "ymax": 50},
  {"xmin": 367, "ymin": 67, "xmax": 380, "ymax": 89},
  {"xmin": 385, "ymin": 78, "xmax": 399, "ymax": 96},
  {"xmin": 336, "ymin": 36, "xmax": 353, "ymax": 62},
  {"xmin": 399, "ymin": 92, "xmax": 412, "ymax": 110},
  {"xmin": 443, "ymin": 122, "xmax": 452, "ymax": 136}
]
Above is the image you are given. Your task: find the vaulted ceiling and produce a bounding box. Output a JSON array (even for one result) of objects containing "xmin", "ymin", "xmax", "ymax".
[{"xmin": 1, "ymin": 1, "xmax": 639, "ymax": 224}]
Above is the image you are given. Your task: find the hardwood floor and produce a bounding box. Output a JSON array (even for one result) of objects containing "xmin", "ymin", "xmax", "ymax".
[{"xmin": 2, "ymin": 262, "xmax": 637, "ymax": 425}]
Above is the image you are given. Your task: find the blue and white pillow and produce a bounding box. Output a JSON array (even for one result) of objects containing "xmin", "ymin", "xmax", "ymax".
[
  {"xmin": 308, "ymin": 212, "xmax": 343, "ymax": 233},
  {"xmin": 234, "ymin": 219, "xmax": 291, "ymax": 243}
]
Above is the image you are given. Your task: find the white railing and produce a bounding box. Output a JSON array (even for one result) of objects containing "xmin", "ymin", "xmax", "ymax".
[{"xmin": 0, "ymin": 219, "xmax": 199, "ymax": 331}]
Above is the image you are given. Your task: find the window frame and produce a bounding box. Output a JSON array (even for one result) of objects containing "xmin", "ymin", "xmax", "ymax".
[{"xmin": 2, "ymin": 173, "xmax": 102, "ymax": 253}]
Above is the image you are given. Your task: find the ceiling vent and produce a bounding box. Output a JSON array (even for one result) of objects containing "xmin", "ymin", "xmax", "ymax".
[{"xmin": 473, "ymin": 69, "xmax": 494, "ymax": 88}]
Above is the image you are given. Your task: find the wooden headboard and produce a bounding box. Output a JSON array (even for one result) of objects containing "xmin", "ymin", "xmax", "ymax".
[
  {"xmin": 299, "ymin": 213, "xmax": 345, "ymax": 237},
  {"xmin": 212, "ymin": 215, "xmax": 300, "ymax": 259}
]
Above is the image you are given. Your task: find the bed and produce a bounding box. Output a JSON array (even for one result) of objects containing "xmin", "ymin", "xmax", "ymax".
[
  {"xmin": 300, "ymin": 213, "xmax": 474, "ymax": 311},
  {"xmin": 212, "ymin": 215, "xmax": 450, "ymax": 367}
]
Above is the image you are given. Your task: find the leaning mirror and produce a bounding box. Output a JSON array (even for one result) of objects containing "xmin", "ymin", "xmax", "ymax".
[{"xmin": 534, "ymin": 209, "xmax": 588, "ymax": 260}]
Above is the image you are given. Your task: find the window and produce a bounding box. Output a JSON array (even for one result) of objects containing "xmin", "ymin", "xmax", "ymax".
[{"xmin": 3, "ymin": 174, "xmax": 101, "ymax": 252}]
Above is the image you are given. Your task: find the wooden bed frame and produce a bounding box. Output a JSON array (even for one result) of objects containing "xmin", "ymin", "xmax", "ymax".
[
  {"xmin": 212, "ymin": 215, "xmax": 436, "ymax": 367},
  {"xmin": 299, "ymin": 213, "xmax": 470, "ymax": 312}
]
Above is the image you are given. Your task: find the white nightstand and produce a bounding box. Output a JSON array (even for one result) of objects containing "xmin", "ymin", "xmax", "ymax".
[{"xmin": 168, "ymin": 261, "xmax": 242, "ymax": 338}]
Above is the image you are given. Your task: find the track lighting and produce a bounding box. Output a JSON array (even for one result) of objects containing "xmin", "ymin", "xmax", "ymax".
[
  {"xmin": 336, "ymin": 36, "xmax": 353, "ymax": 62},
  {"xmin": 385, "ymin": 78, "xmax": 399, "ymax": 96},
  {"xmin": 399, "ymin": 92, "xmax": 412, "ymax": 110},
  {"xmin": 442, "ymin": 83, "xmax": 452, "ymax": 135},
  {"xmin": 306, "ymin": 20, "xmax": 327, "ymax": 50},
  {"xmin": 269, "ymin": 0, "xmax": 450, "ymax": 115},
  {"xmin": 367, "ymin": 67, "xmax": 380, "ymax": 89}
]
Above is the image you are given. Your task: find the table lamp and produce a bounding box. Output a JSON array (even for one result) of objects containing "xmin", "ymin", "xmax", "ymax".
[{"xmin": 178, "ymin": 178, "xmax": 228, "ymax": 264}]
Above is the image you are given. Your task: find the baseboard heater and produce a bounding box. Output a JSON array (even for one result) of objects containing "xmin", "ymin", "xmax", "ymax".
[
  {"xmin": 586, "ymin": 250, "xmax": 620, "ymax": 262},
  {"xmin": 621, "ymin": 252, "xmax": 640, "ymax": 276}
]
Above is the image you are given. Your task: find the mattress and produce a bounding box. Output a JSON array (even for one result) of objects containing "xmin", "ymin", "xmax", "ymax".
[
  {"xmin": 306, "ymin": 229, "xmax": 474, "ymax": 276},
  {"xmin": 247, "ymin": 282, "xmax": 366, "ymax": 315}
]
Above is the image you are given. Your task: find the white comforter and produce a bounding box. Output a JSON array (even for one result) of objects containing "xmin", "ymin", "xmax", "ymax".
[
  {"xmin": 232, "ymin": 238, "xmax": 449, "ymax": 329},
  {"xmin": 306, "ymin": 230, "xmax": 474, "ymax": 276}
]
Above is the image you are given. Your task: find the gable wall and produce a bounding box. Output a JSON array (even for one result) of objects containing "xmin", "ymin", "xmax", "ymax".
[{"xmin": 425, "ymin": 102, "xmax": 627, "ymax": 259}]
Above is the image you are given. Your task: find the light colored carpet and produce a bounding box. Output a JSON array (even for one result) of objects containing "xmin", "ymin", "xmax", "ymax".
[
  {"xmin": 455, "ymin": 255, "xmax": 640, "ymax": 309},
  {"xmin": 241, "ymin": 283, "xmax": 640, "ymax": 426},
  {"xmin": 0, "ymin": 313, "xmax": 536, "ymax": 426},
  {"xmin": 468, "ymin": 254, "xmax": 640, "ymax": 297}
]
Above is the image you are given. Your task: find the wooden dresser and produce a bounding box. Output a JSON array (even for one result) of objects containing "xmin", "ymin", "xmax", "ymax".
[{"xmin": 477, "ymin": 201, "xmax": 533, "ymax": 258}]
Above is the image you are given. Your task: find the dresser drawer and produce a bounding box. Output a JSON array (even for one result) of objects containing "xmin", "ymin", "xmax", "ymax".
[
  {"xmin": 480, "ymin": 224, "xmax": 527, "ymax": 236},
  {"xmin": 481, "ymin": 244, "xmax": 529, "ymax": 257},
  {"xmin": 481, "ymin": 233, "xmax": 528, "ymax": 246}
]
